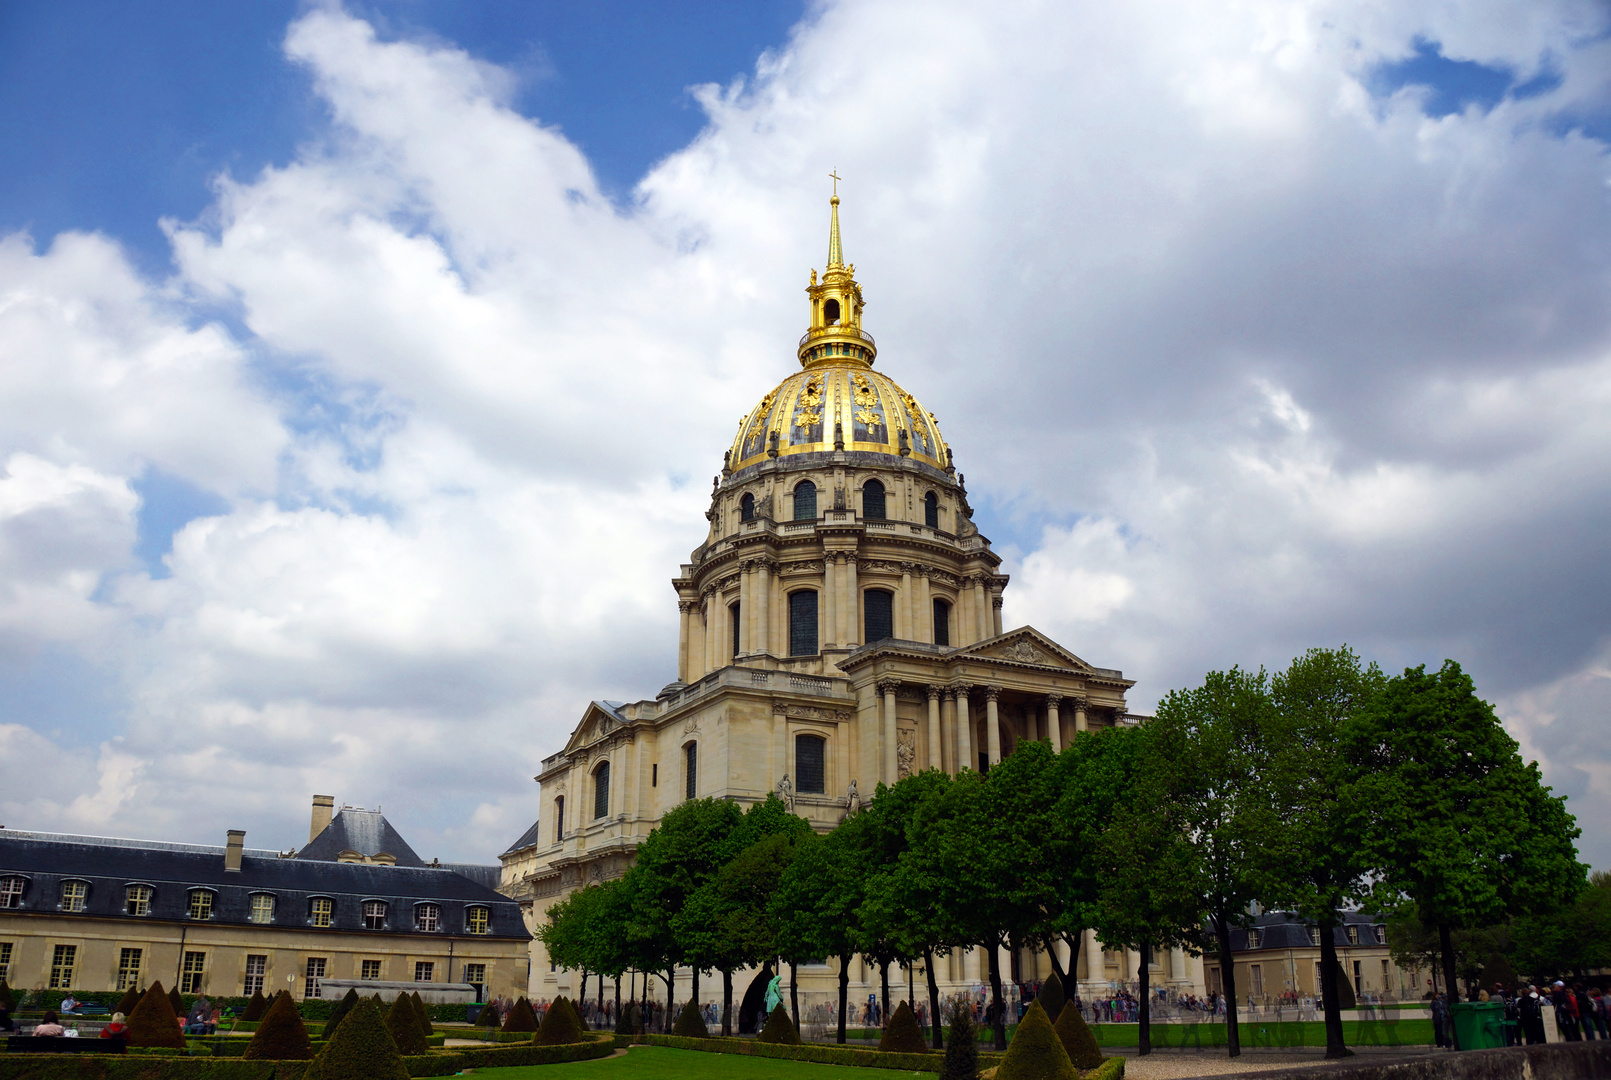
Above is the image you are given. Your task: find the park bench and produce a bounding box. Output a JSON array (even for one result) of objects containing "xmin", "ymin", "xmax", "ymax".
[{"xmin": 6, "ymin": 1035, "xmax": 126, "ymax": 1053}]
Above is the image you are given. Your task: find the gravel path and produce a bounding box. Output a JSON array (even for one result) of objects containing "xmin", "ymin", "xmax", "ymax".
[{"xmin": 1118, "ymin": 1049, "xmax": 1437, "ymax": 1080}]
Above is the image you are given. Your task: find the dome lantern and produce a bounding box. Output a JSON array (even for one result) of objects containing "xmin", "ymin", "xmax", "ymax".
[{"xmin": 799, "ymin": 183, "xmax": 876, "ymax": 370}]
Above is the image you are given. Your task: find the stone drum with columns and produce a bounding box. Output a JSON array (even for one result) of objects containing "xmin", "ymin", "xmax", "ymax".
[{"xmin": 499, "ymin": 192, "xmax": 1198, "ymax": 1007}]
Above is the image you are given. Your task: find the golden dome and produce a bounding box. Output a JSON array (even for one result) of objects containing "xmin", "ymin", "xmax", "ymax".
[
  {"xmin": 728, "ymin": 362, "xmax": 950, "ymax": 472},
  {"xmin": 728, "ymin": 188, "xmax": 951, "ymax": 473}
]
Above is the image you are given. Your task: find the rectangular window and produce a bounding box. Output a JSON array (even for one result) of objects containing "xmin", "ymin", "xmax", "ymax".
[
  {"xmin": 49, "ymin": 944, "xmax": 76, "ymax": 989},
  {"xmin": 1309, "ymin": 927, "xmax": 1321, "ymax": 946},
  {"xmin": 311, "ymin": 897, "xmax": 332, "ymax": 928},
  {"xmin": 795, "ymin": 733, "xmax": 826, "ymax": 794},
  {"xmin": 463, "ymin": 963, "xmax": 486, "ymax": 995},
  {"xmin": 60, "ymin": 881, "xmax": 87, "ymax": 912},
  {"xmin": 593, "ymin": 763, "xmax": 610, "ymax": 820},
  {"xmin": 1353, "ymin": 959, "xmax": 1362, "ymax": 994},
  {"xmin": 1251, "ymin": 963, "xmax": 1264, "ymax": 997},
  {"xmin": 1374, "ymin": 926, "xmax": 1388, "ymax": 945},
  {"xmin": 1382, "ymin": 958, "xmax": 1391, "ymax": 987},
  {"xmin": 361, "ymin": 959, "xmax": 382, "ymax": 980},
  {"xmin": 416, "ymin": 904, "xmax": 440, "ymax": 932},
  {"xmin": 0, "ymin": 878, "xmax": 22, "ymax": 908},
  {"xmin": 117, "ymin": 948, "xmax": 142, "ymax": 991},
  {"xmin": 730, "ymin": 601, "xmax": 741, "ymax": 658},
  {"xmin": 188, "ymin": 891, "xmax": 214, "ymax": 921},
  {"xmin": 0, "ymin": 941, "xmax": 11, "ymax": 982},
  {"xmin": 555, "ymin": 796, "xmax": 565, "ymax": 841},
  {"xmin": 244, "ymin": 954, "xmax": 267, "ymax": 996},
  {"xmin": 125, "ymin": 885, "xmax": 152, "ymax": 916},
  {"xmin": 415, "ymin": 961, "xmax": 434, "ymax": 982},
  {"xmin": 1346, "ymin": 925, "xmax": 1359, "ymax": 945},
  {"xmin": 1314, "ymin": 962, "xmax": 1323, "ymax": 991},
  {"xmin": 788, "ymin": 590, "xmax": 818, "ymax": 656},
  {"xmin": 685, "ymin": 742, "xmax": 698, "ymax": 800},
  {"xmin": 181, "ymin": 950, "xmax": 206, "ymax": 993},
  {"xmin": 250, "ymin": 894, "xmax": 276, "ymax": 924},
  {"xmin": 864, "ymin": 589, "xmax": 893, "ymax": 643},
  {"xmin": 1207, "ymin": 966, "xmax": 1221, "ymax": 995},
  {"xmin": 651, "ymin": 764, "xmax": 657, "ymax": 787},
  {"xmin": 304, "ymin": 957, "xmax": 326, "ymax": 999},
  {"xmin": 466, "ymin": 907, "xmax": 490, "ymax": 935},
  {"xmin": 363, "ymin": 901, "xmax": 386, "ymax": 929},
  {"xmin": 932, "ymin": 599, "xmax": 950, "ymax": 646}
]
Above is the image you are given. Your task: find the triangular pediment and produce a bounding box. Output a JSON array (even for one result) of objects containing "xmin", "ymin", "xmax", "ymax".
[
  {"xmin": 954, "ymin": 627, "xmax": 1095, "ymax": 672},
  {"xmin": 560, "ymin": 701, "xmax": 626, "ymax": 755}
]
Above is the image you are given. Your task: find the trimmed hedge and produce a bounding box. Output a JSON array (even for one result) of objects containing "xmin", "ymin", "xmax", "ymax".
[
  {"xmin": 534, "ymin": 996, "xmax": 584, "ymax": 1046},
  {"xmin": 385, "ymin": 995, "xmax": 430, "ymax": 1056},
  {"xmin": 244, "ymin": 992, "xmax": 313, "ymax": 1060},
  {"xmin": 672, "ymin": 1001, "xmax": 710, "ymax": 1038},
  {"xmin": 879, "ymin": 1000, "xmax": 929, "ymax": 1054},
  {"xmin": 1038, "ymin": 970, "xmax": 1067, "ymax": 1023},
  {"xmin": 1084, "ymin": 1057, "xmax": 1125, "ymax": 1080},
  {"xmin": 501, "ymin": 996, "xmax": 539, "ymax": 1034},
  {"xmin": 116, "ymin": 986, "xmax": 143, "ymax": 1018},
  {"xmin": 320, "ymin": 989, "xmax": 360, "ymax": 1040},
  {"xmin": 169, "ymin": 987, "xmax": 186, "ymax": 1017},
  {"xmin": 409, "ymin": 992, "xmax": 433, "ymax": 1037},
  {"xmin": 1054, "ymin": 997, "xmax": 1103, "ymax": 1069},
  {"xmin": 996, "ymin": 1000, "xmax": 1076, "ymax": 1080},
  {"xmin": 240, "ymin": 991, "xmax": 268, "ymax": 1023},
  {"xmin": 942, "ymin": 996, "xmax": 979, "ymax": 1080},
  {"xmin": 643, "ymin": 1034, "xmax": 1008, "ymax": 1074},
  {"xmin": 759, "ymin": 1004, "xmax": 801, "ymax": 1045},
  {"xmin": 304, "ymin": 999, "xmax": 407, "ymax": 1080},
  {"xmin": 0, "ymin": 979, "xmax": 14, "ymax": 1011},
  {"xmin": 129, "ymin": 982, "xmax": 188, "ymax": 1049}
]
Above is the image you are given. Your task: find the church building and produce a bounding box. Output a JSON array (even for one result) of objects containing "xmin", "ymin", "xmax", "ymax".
[{"xmin": 499, "ymin": 194, "xmax": 1206, "ymax": 1007}]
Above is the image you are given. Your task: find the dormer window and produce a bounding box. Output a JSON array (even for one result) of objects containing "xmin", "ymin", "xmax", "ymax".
[
  {"xmin": 466, "ymin": 906, "xmax": 490, "ymax": 935},
  {"xmin": 250, "ymin": 894, "xmax": 276, "ymax": 924},
  {"xmin": 0, "ymin": 876, "xmax": 24, "ymax": 908},
  {"xmin": 60, "ymin": 881, "xmax": 87, "ymax": 912},
  {"xmin": 310, "ymin": 897, "xmax": 333, "ymax": 927},
  {"xmin": 1346, "ymin": 925, "xmax": 1359, "ymax": 945},
  {"xmin": 1374, "ymin": 926, "xmax": 1387, "ymax": 945},
  {"xmin": 1309, "ymin": 927, "xmax": 1321, "ymax": 946},
  {"xmin": 415, "ymin": 903, "xmax": 440, "ymax": 932},
  {"xmin": 125, "ymin": 885, "xmax": 152, "ymax": 916},
  {"xmin": 363, "ymin": 900, "xmax": 387, "ymax": 929},
  {"xmin": 1247, "ymin": 929, "xmax": 1262, "ymax": 948},
  {"xmin": 188, "ymin": 889, "xmax": 215, "ymax": 921}
]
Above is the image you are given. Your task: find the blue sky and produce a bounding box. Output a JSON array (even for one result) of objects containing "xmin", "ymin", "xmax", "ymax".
[{"xmin": 1, "ymin": 1, "xmax": 1608, "ymax": 867}]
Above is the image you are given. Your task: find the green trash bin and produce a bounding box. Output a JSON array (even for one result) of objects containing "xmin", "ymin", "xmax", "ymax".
[{"xmin": 1450, "ymin": 1001, "xmax": 1505, "ymax": 1050}]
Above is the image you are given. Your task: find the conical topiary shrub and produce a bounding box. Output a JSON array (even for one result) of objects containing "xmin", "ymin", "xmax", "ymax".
[
  {"xmin": 534, "ymin": 996, "xmax": 584, "ymax": 1045},
  {"xmin": 409, "ymin": 990, "xmax": 433, "ymax": 1035},
  {"xmin": 996, "ymin": 1000, "xmax": 1075, "ymax": 1080},
  {"xmin": 126, "ymin": 981, "xmax": 187, "ymax": 1049},
  {"xmin": 576, "ymin": 998, "xmax": 590, "ymax": 1032},
  {"xmin": 474, "ymin": 1001, "xmax": 500, "ymax": 1027},
  {"xmin": 1053, "ymin": 996, "xmax": 1103, "ymax": 1070},
  {"xmin": 941, "ymin": 997, "xmax": 978, "ymax": 1080},
  {"xmin": 385, "ymin": 994, "xmax": 429, "ymax": 1055},
  {"xmin": 0, "ymin": 978, "xmax": 15, "ymax": 1011},
  {"xmin": 503, "ymin": 995, "xmax": 540, "ymax": 1033},
  {"xmin": 305, "ymin": 998, "xmax": 408, "ymax": 1080},
  {"xmin": 241, "ymin": 988, "xmax": 268, "ymax": 1022},
  {"xmin": 1037, "ymin": 970, "xmax": 1066, "ymax": 1023},
  {"xmin": 879, "ymin": 1000, "xmax": 930, "ymax": 1053},
  {"xmin": 244, "ymin": 990, "xmax": 314, "ymax": 1059},
  {"xmin": 672, "ymin": 1000, "xmax": 710, "ymax": 1038},
  {"xmin": 323, "ymin": 987, "xmax": 361, "ymax": 1039},
  {"xmin": 168, "ymin": 985, "xmax": 185, "ymax": 1017},
  {"xmin": 615, "ymin": 1001, "xmax": 641, "ymax": 1035},
  {"xmin": 758, "ymin": 1003, "xmax": 801, "ymax": 1045},
  {"xmin": 115, "ymin": 984, "xmax": 142, "ymax": 1018}
]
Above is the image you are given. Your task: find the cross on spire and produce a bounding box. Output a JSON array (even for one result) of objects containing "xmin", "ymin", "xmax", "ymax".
[{"xmin": 829, "ymin": 169, "xmax": 840, "ymax": 196}]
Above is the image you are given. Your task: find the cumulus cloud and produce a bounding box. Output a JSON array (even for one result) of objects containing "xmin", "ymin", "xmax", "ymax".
[{"xmin": 1, "ymin": 0, "xmax": 1608, "ymax": 866}]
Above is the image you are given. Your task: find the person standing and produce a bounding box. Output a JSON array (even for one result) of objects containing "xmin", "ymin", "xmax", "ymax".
[
  {"xmin": 1574, "ymin": 985, "xmax": 1596, "ymax": 1041},
  {"xmin": 1520, "ymin": 986, "xmax": 1547, "ymax": 1045},
  {"xmin": 1553, "ymin": 982, "xmax": 1581, "ymax": 1041},
  {"xmin": 1432, "ymin": 993, "xmax": 1451, "ymax": 1049},
  {"xmin": 1588, "ymin": 988, "xmax": 1610, "ymax": 1041},
  {"xmin": 1499, "ymin": 985, "xmax": 1520, "ymax": 1047}
]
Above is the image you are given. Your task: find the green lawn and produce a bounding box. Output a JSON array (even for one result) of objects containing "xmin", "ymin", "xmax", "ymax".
[
  {"xmin": 469, "ymin": 1046, "xmax": 934, "ymax": 1080},
  {"xmin": 1087, "ymin": 1019, "xmax": 1433, "ymax": 1048}
]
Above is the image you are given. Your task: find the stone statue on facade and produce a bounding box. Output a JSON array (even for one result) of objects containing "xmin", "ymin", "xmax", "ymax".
[
  {"xmin": 843, "ymin": 779, "xmax": 861, "ymax": 819},
  {"xmin": 776, "ymin": 772, "xmax": 795, "ymax": 812},
  {"xmin": 896, "ymin": 730, "xmax": 916, "ymax": 779}
]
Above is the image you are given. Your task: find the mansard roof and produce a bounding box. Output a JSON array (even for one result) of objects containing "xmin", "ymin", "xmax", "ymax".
[
  {"xmin": 0, "ymin": 831, "xmax": 527, "ymax": 939},
  {"xmin": 300, "ymin": 807, "xmax": 425, "ymax": 865},
  {"xmin": 501, "ymin": 818, "xmax": 545, "ymax": 857}
]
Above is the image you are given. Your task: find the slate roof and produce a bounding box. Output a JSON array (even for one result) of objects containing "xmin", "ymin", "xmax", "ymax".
[
  {"xmin": 1226, "ymin": 910, "xmax": 1387, "ymax": 952},
  {"xmin": 0, "ymin": 831, "xmax": 527, "ymax": 940},
  {"xmin": 299, "ymin": 808, "xmax": 425, "ymax": 866},
  {"xmin": 501, "ymin": 818, "xmax": 544, "ymax": 856}
]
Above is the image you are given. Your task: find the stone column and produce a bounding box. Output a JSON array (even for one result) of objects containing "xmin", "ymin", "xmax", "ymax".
[
  {"xmin": 677, "ymin": 602, "xmax": 692, "ymax": 683},
  {"xmin": 621, "ymin": 735, "xmax": 637, "ymax": 822},
  {"xmin": 926, "ymin": 686, "xmax": 943, "ymax": 771},
  {"xmin": 845, "ymin": 555, "xmax": 859, "ymax": 646},
  {"xmin": 738, "ymin": 560, "xmax": 751, "ymax": 657},
  {"xmin": 1171, "ymin": 947, "xmax": 1189, "ymax": 988},
  {"xmin": 985, "ymin": 687, "xmax": 1002, "ymax": 767},
  {"xmin": 823, "ymin": 554, "xmax": 838, "ymax": 648},
  {"xmin": 954, "ymin": 686, "xmax": 973, "ymax": 773},
  {"xmin": 879, "ymin": 679, "xmax": 899, "ymax": 786},
  {"xmin": 704, "ymin": 593, "xmax": 717, "ymax": 673},
  {"xmin": 940, "ymin": 689, "xmax": 957, "ymax": 774},
  {"xmin": 992, "ymin": 594, "xmax": 1003, "ymax": 637},
  {"xmin": 917, "ymin": 567, "xmax": 932, "ymax": 643},
  {"xmin": 771, "ymin": 563, "xmax": 785, "ymax": 654},
  {"xmin": 974, "ymin": 577, "xmax": 989, "ymax": 641},
  {"xmin": 1055, "ymin": 939, "xmax": 1072, "ymax": 982},
  {"xmin": 756, "ymin": 559, "xmax": 771, "ymax": 655},
  {"xmin": 899, "ymin": 563, "xmax": 913, "ymax": 640},
  {"xmin": 1083, "ymin": 929, "xmax": 1102, "ymax": 988},
  {"xmin": 1046, "ymin": 695, "xmax": 1062, "ymax": 753},
  {"xmin": 1074, "ymin": 696, "xmax": 1088, "ymax": 733}
]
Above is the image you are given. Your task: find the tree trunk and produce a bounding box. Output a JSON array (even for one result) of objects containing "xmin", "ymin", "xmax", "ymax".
[
  {"xmin": 1439, "ymin": 922, "xmax": 1461, "ymax": 1049},
  {"xmin": 1070, "ymin": 932, "xmax": 1082, "ymax": 993},
  {"xmin": 837, "ymin": 951, "xmax": 851, "ymax": 1044},
  {"xmin": 614, "ymin": 974, "xmax": 621, "ymax": 1029},
  {"xmin": 722, "ymin": 969, "xmax": 733, "ymax": 1036},
  {"xmin": 790, "ymin": 961, "xmax": 800, "ymax": 1031},
  {"xmin": 1318, "ymin": 913, "xmax": 1347, "ymax": 1058},
  {"xmin": 1214, "ymin": 911, "xmax": 1242, "ymax": 1058},
  {"xmin": 691, "ymin": 966, "xmax": 700, "ymax": 1025},
  {"xmin": 666, "ymin": 969, "xmax": 676, "ymax": 1034},
  {"xmin": 1046, "ymin": 935, "xmax": 1067, "ymax": 983},
  {"xmin": 926, "ymin": 948, "xmax": 943, "ymax": 1049},
  {"xmin": 580, "ymin": 967, "xmax": 588, "ymax": 1016},
  {"xmin": 1139, "ymin": 943, "xmax": 1152, "ymax": 1056},
  {"xmin": 880, "ymin": 958, "xmax": 891, "ymax": 1027},
  {"xmin": 987, "ymin": 942, "xmax": 1008, "ymax": 1051},
  {"xmin": 598, "ymin": 972, "xmax": 605, "ymax": 1019}
]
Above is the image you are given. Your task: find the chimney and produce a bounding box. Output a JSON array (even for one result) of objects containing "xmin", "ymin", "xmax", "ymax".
[
  {"xmin": 225, "ymin": 829, "xmax": 245, "ymax": 873},
  {"xmin": 310, "ymin": 795, "xmax": 335, "ymax": 843}
]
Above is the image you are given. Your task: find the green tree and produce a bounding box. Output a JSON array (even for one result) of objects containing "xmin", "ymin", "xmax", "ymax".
[
  {"xmin": 1512, "ymin": 870, "xmax": 1611, "ymax": 980},
  {"xmin": 772, "ymin": 825, "xmax": 864, "ymax": 1042},
  {"xmin": 1147, "ymin": 666, "xmax": 1275, "ymax": 1057},
  {"xmin": 1263, "ymin": 646, "xmax": 1385, "ymax": 1058},
  {"xmin": 1347, "ymin": 660, "xmax": 1586, "ymax": 1043}
]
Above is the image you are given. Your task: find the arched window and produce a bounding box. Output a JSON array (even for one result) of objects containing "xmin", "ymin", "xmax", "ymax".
[
  {"xmin": 788, "ymin": 590, "xmax": 818, "ymax": 656},
  {"xmin": 824, "ymin": 298, "xmax": 841, "ymax": 324},
  {"xmin": 865, "ymin": 589, "xmax": 894, "ymax": 643},
  {"xmin": 924, "ymin": 491, "xmax": 939, "ymax": 528},
  {"xmin": 730, "ymin": 601, "xmax": 742, "ymax": 658},
  {"xmin": 554, "ymin": 795, "xmax": 565, "ymax": 842},
  {"xmin": 793, "ymin": 480, "xmax": 817, "ymax": 521},
  {"xmin": 740, "ymin": 493, "xmax": 755, "ymax": 522},
  {"xmin": 932, "ymin": 598, "xmax": 951, "ymax": 646},
  {"xmin": 862, "ymin": 479, "xmax": 886, "ymax": 520},
  {"xmin": 684, "ymin": 742, "xmax": 698, "ymax": 800},
  {"xmin": 795, "ymin": 734, "xmax": 826, "ymax": 794},
  {"xmin": 593, "ymin": 760, "xmax": 611, "ymax": 820}
]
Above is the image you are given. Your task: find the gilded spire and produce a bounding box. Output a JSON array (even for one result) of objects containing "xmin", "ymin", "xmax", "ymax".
[{"xmin": 827, "ymin": 195, "xmax": 844, "ymax": 269}]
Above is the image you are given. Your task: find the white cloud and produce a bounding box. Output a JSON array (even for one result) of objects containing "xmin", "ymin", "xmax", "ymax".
[{"xmin": 1, "ymin": 0, "xmax": 1609, "ymax": 866}]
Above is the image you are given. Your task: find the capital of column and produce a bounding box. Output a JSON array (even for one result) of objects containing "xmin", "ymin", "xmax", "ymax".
[
  {"xmin": 926, "ymin": 684, "xmax": 943, "ymax": 701},
  {"xmin": 941, "ymin": 687, "xmax": 957, "ymax": 702},
  {"xmin": 984, "ymin": 685, "xmax": 1002, "ymax": 702},
  {"xmin": 1046, "ymin": 693, "xmax": 1062, "ymax": 707},
  {"xmin": 876, "ymin": 678, "xmax": 902, "ymax": 696},
  {"xmin": 991, "ymin": 596, "xmax": 1004, "ymax": 611},
  {"xmin": 678, "ymin": 601, "xmax": 697, "ymax": 615},
  {"xmin": 950, "ymin": 682, "xmax": 973, "ymax": 700},
  {"xmin": 901, "ymin": 561, "xmax": 918, "ymax": 574}
]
